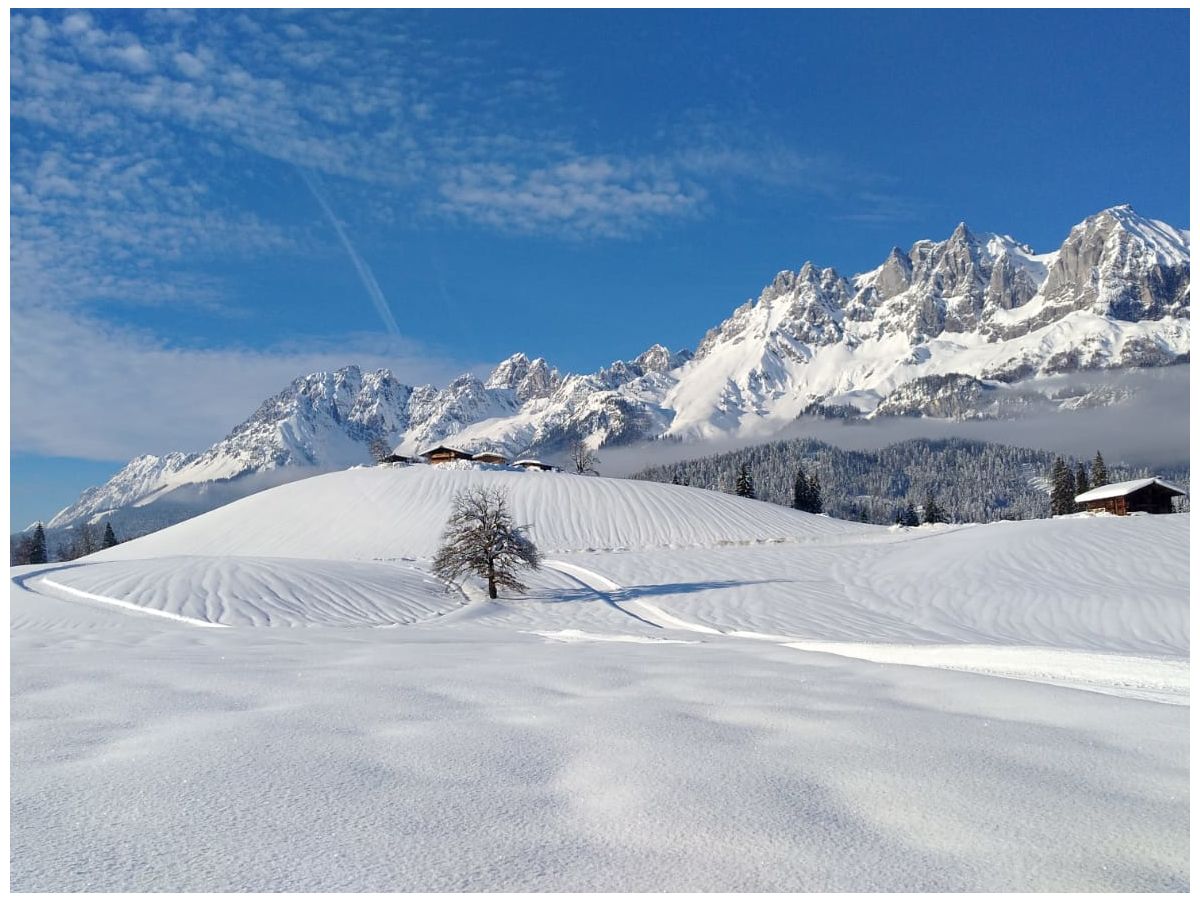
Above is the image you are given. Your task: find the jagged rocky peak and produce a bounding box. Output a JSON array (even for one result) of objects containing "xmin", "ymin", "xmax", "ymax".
[
  {"xmin": 350, "ymin": 369, "xmax": 412, "ymax": 435},
  {"xmin": 634, "ymin": 343, "xmax": 690, "ymax": 374},
  {"xmin": 1039, "ymin": 204, "xmax": 1189, "ymax": 324},
  {"xmin": 875, "ymin": 247, "xmax": 913, "ymax": 300},
  {"xmin": 765, "ymin": 261, "xmax": 847, "ymax": 300},
  {"xmin": 517, "ymin": 357, "xmax": 561, "ymax": 402},
  {"xmin": 484, "ymin": 351, "xmax": 560, "ymax": 401},
  {"xmin": 485, "ymin": 352, "xmax": 531, "ymax": 389}
]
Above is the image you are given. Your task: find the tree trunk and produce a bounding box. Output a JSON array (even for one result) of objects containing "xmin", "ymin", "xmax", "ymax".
[{"xmin": 487, "ymin": 563, "xmax": 497, "ymax": 599}]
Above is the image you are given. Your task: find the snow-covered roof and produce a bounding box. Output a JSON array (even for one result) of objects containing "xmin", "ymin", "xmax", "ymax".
[
  {"xmin": 1075, "ymin": 477, "xmax": 1187, "ymax": 503},
  {"xmin": 471, "ymin": 451, "xmax": 508, "ymax": 460},
  {"xmin": 419, "ymin": 445, "xmax": 471, "ymax": 458},
  {"xmin": 512, "ymin": 458, "xmax": 553, "ymax": 468}
]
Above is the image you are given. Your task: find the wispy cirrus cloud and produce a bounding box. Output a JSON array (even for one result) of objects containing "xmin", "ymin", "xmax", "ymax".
[{"xmin": 11, "ymin": 7, "xmax": 900, "ymax": 272}]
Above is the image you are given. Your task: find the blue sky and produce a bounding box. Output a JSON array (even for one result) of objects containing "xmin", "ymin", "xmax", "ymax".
[{"xmin": 9, "ymin": 9, "xmax": 1190, "ymax": 528}]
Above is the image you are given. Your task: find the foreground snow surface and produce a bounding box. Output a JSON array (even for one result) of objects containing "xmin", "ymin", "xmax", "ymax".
[{"xmin": 11, "ymin": 467, "xmax": 1190, "ymax": 890}]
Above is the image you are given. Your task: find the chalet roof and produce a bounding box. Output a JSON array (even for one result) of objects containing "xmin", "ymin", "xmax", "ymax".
[
  {"xmin": 471, "ymin": 451, "xmax": 508, "ymax": 461},
  {"xmin": 1075, "ymin": 477, "xmax": 1188, "ymax": 504},
  {"xmin": 513, "ymin": 458, "xmax": 554, "ymax": 468},
  {"xmin": 418, "ymin": 445, "xmax": 471, "ymax": 458}
]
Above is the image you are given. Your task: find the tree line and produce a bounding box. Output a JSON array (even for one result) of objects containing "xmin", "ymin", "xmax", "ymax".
[
  {"xmin": 634, "ymin": 437, "xmax": 1187, "ymax": 525},
  {"xmin": 10, "ymin": 521, "xmax": 120, "ymax": 565},
  {"xmin": 1049, "ymin": 451, "xmax": 1110, "ymax": 516}
]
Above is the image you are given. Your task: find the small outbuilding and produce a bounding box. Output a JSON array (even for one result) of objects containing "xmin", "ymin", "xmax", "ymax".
[
  {"xmin": 513, "ymin": 458, "xmax": 559, "ymax": 472},
  {"xmin": 1074, "ymin": 477, "xmax": 1187, "ymax": 516},
  {"xmin": 420, "ymin": 445, "xmax": 473, "ymax": 465},
  {"xmin": 471, "ymin": 451, "xmax": 509, "ymax": 466},
  {"xmin": 379, "ymin": 453, "xmax": 412, "ymax": 465}
]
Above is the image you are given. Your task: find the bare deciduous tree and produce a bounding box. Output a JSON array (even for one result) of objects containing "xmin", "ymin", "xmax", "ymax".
[
  {"xmin": 569, "ymin": 439, "xmax": 599, "ymax": 475},
  {"xmin": 431, "ymin": 487, "xmax": 541, "ymax": 600},
  {"xmin": 368, "ymin": 437, "xmax": 393, "ymax": 464}
]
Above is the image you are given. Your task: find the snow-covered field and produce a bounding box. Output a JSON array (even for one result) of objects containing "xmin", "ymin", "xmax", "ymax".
[{"xmin": 10, "ymin": 465, "xmax": 1189, "ymax": 890}]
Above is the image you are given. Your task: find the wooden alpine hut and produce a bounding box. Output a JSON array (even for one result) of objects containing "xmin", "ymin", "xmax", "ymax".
[
  {"xmin": 1074, "ymin": 477, "xmax": 1187, "ymax": 516},
  {"xmin": 419, "ymin": 445, "xmax": 473, "ymax": 465},
  {"xmin": 471, "ymin": 451, "xmax": 509, "ymax": 466},
  {"xmin": 512, "ymin": 458, "xmax": 559, "ymax": 472}
]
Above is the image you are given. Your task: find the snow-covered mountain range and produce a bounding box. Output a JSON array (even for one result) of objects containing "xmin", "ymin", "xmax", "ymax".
[{"xmin": 45, "ymin": 205, "xmax": 1188, "ymax": 536}]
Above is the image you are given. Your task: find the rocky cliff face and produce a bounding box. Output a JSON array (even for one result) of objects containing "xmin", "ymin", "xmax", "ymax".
[{"xmin": 44, "ymin": 205, "xmax": 1188, "ymax": 537}]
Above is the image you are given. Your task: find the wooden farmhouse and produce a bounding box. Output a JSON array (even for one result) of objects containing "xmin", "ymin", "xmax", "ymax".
[
  {"xmin": 471, "ymin": 451, "xmax": 510, "ymax": 466},
  {"xmin": 419, "ymin": 445, "xmax": 473, "ymax": 465},
  {"xmin": 513, "ymin": 458, "xmax": 560, "ymax": 472},
  {"xmin": 1074, "ymin": 477, "xmax": 1187, "ymax": 515}
]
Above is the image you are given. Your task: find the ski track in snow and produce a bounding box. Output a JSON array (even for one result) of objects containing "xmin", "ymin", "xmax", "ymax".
[{"xmin": 542, "ymin": 553, "xmax": 1188, "ymax": 705}]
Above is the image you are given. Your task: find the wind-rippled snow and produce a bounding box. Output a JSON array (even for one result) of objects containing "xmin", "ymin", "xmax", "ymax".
[{"xmin": 10, "ymin": 466, "xmax": 1189, "ymax": 891}]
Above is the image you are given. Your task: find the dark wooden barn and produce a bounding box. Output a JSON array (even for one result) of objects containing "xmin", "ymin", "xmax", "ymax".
[
  {"xmin": 1074, "ymin": 477, "xmax": 1187, "ymax": 516},
  {"xmin": 419, "ymin": 445, "xmax": 473, "ymax": 465}
]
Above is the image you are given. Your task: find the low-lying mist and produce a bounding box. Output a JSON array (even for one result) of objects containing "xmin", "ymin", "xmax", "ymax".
[{"xmin": 601, "ymin": 366, "xmax": 1191, "ymax": 476}]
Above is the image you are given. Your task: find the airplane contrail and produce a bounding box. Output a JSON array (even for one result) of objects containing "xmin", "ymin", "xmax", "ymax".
[{"xmin": 299, "ymin": 168, "xmax": 402, "ymax": 338}]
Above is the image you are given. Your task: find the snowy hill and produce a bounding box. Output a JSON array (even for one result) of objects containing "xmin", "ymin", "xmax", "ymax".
[
  {"xmin": 92, "ymin": 464, "xmax": 868, "ymax": 562},
  {"xmin": 44, "ymin": 205, "xmax": 1188, "ymax": 536},
  {"xmin": 12, "ymin": 462, "xmax": 1189, "ymax": 890},
  {"xmin": 30, "ymin": 464, "xmax": 1189, "ymax": 662}
]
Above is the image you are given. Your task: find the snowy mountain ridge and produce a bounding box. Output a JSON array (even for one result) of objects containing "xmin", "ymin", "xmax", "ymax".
[{"xmin": 45, "ymin": 205, "xmax": 1188, "ymax": 534}]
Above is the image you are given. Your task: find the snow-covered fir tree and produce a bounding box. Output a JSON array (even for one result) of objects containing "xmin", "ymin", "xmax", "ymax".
[
  {"xmin": 1050, "ymin": 457, "xmax": 1076, "ymax": 516},
  {"xmin": 922, "ymin": 491, "xmax": 948, "ymax": 525},
  {"xmin": 1091, "ymin": 451, "xmax": 1110, "ymax": 488},
  {"xmin": 735, "ymin": 464, "xmax": 756, "ymax": 499},
  {"xmin": 1074, "ymin": 464, "xmax": 1090, "ymax": 511}
]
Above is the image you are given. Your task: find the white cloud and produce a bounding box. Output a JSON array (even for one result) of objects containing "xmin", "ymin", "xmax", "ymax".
[
  {"xmin": 10, "ymin": 9, "xmax": 874, "ymax": 247},
  {"xmin": 438, "ymin": 157, "xmax": 704, "ymax": 238},
  {"xmin": 173, "ymin": 50, "xmax": 205, "ymax": 79},
  {"xmin": 113, "ymin": 42, "xmax": 154, "ymax": 73},
  {"xmin": 61, "ymin": 12, "xmax": 93, "ymax": 37},
  {"xmin": 11, "ymin": 307, "xmax": 487, "ymax": 461}
]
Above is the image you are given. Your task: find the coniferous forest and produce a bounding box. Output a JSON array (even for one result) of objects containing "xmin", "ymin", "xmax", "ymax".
[{"xmin": 633, "ymin": 437, "xmax": 1189, "ymax": 524}]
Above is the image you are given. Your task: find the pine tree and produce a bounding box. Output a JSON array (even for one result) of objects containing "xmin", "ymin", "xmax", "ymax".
[
  {"xmin": 901, "ymin": 500, "xmax": 920, "ymax": 527},
  {"xmin": 922, "ymin": 490, "xmax": 948, "ymax": 524},
  {"xmin": 809, "ymin": 472, "xmax": 823, "ymax": 514},
  {"xmin": 431, "ymin": 487, "xmax": 541, "ymax": 600},
  {"xmin": 1091, "ymin": 451, "xmax": 1109, "ymax": 488},
  {"xmin": 101, "ymin": 523, "xmax": 119, "ymax": 549},
  {"xmin": 29, "ymin": 523, "xmax": 47, "ymax": 564},
  {"xmin": 735, "ymin": 463, "xmax": 755, "ymax": 499},
  {"xmin": 1050, "ymin": 457, "xmax": 1076, "ymax": 516},
  {"xmin": 1074, "ymin": 464, "xmax": 1090, "ymax": 511},
  {"xmin": 792, "ymin": 468, "xmax": 810, "ymax": 511}
]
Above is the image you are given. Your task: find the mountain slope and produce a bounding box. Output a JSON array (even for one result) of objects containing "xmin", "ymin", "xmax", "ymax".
[{"xmin": 41, "ymin": 205, "xmax": 1188, "ymax": 537}]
